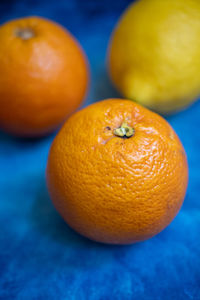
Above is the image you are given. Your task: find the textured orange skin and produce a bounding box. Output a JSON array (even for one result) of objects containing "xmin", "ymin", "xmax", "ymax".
[
  {"xmin": 46, "ymin": 99, "xmax": 188, "ymax": 244},
  {"xmin": 0, "ymin": 16, "xmax": 89, "ymax": 137}
]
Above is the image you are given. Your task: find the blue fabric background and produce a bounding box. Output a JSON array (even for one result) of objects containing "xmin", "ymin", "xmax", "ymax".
[{"xmin": 0, "ymin": 1, "xmax": 200, "ymax": 299}]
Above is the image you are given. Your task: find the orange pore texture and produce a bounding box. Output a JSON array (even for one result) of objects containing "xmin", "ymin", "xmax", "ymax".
[
  {"xmin": 0, "ymin": 16, "xmax": 89, "ymax": 137},
  {"xmin": 46, "ymin": 99, "xmax": 188, "ymax": 244}
]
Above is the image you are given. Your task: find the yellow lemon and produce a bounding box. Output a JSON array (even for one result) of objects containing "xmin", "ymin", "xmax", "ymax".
[{"xmin": 108, "ymin": 0, "xmax": 200, "ymax": 114}]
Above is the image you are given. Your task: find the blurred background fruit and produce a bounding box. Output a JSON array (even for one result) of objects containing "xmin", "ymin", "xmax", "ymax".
[
  {"xmin": 0, "ymin": 16, "xmax": 89, "ymax": 137},
  {"xmin": 108, "ymin": 0, "xmax": 200, "ymax": 114},
  {"xmin": 46, "ymin": 99, "xmax": 188, "ymax": 244}
]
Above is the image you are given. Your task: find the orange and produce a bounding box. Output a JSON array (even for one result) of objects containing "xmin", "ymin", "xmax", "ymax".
[
  {"xmin": 46, "ymin": 99, "xmax": 188, "ymax": 244},
  {"xmin": 0, "ymin": 16, "xmax": 89, "ymax": 137}
]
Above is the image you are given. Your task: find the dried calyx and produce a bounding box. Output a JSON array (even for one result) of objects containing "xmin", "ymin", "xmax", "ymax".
[
  {"xmin": 114, "ymin": 122, "xmax": 135, "ymax": 138},
  {"xmin": 15, "ymin": 28, "xmax": 35, "ymax": 40}
]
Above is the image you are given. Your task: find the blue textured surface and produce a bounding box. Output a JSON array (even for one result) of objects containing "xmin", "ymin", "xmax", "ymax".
[{"xmin": 0, "ymin": 1, "xmax": 200, "ymax": 299}]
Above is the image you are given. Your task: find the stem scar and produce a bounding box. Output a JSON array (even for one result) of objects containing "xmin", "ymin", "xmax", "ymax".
[{"xmin": 114, "ymin": 122, "xmax": 135, "ymax": 138}]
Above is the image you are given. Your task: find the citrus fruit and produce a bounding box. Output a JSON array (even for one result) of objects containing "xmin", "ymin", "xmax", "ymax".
[
  {"xmin": 0, "ymin": 16, "xmax": 89, "ymax": 137},
  {"xmin": 108, "ymin": 0, "xmax": 200, "ymax": 114},
  {"xmin": 46, "ymin": 99, "xmax": 188, "ymax": 244}
]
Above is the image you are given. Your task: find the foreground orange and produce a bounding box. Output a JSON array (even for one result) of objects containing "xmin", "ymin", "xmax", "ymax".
[
  {"xmin": 0, "ymin": 16, "xmax": 89, "ymax": 137},
  {"xmin": 46, "ymin": 99, "xmax": 188, "ymax": 244}
]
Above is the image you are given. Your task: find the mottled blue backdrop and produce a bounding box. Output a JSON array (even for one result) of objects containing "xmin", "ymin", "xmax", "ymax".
[{"xmin": 0, "ymin": 0, "xmax": 200, "ymax": 299}]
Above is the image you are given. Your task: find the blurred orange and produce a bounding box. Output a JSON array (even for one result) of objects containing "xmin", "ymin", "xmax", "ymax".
[{"xmin": 0, "ymin": 16, "xmax": 89, "ymax": 137}]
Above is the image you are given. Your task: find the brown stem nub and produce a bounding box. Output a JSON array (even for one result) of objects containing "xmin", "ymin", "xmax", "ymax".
[
  {"xmin": 114, "ymin": 122, "xmax": 135, "ymax": 138},
  {"xmin": 15, "ymin": 28, "xmax": 35, "ymax": 40}
]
